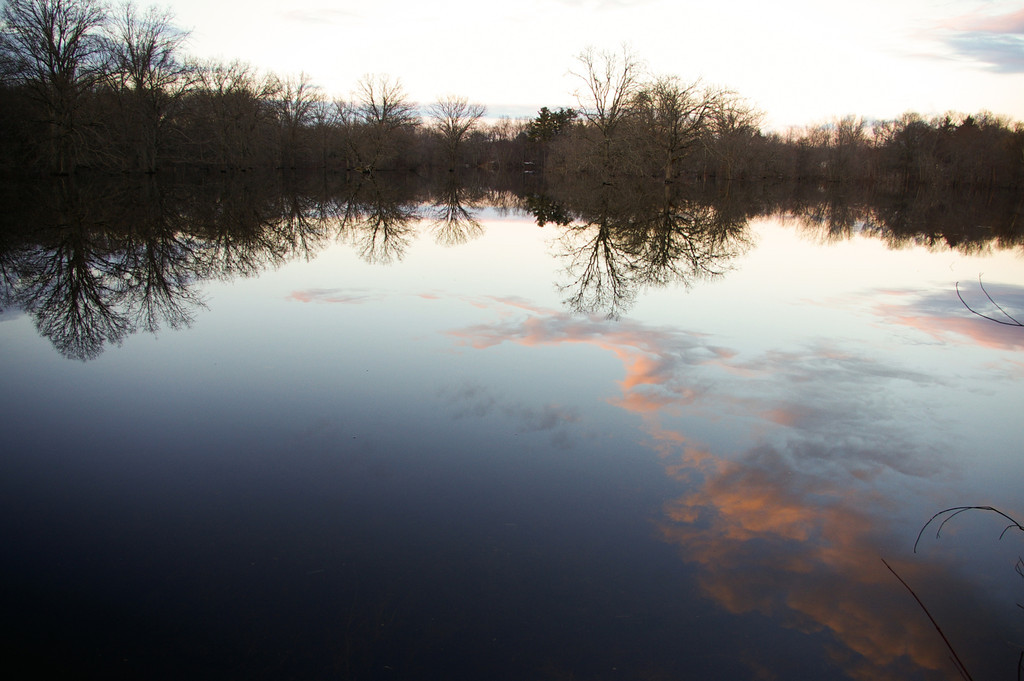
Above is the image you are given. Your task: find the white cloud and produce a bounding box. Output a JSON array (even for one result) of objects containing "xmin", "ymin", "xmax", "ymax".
[
  {"xmin": 280, "ymin": 7, "xmax": 361, "ymax": 25},
  {"xmin": 160, "ymin": 0, "xmax": 1024, "ymax": 127}
]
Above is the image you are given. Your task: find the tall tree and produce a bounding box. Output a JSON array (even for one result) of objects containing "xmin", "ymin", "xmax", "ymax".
[
  {"xmin": 274, "ymin": 72, "xmax": 322, "ymax": 168},
  {"xmin": 526, "ymin": 106, "xmax": 577, "ymax": 143},
  {"xmin": 428, "ymin": 95, "xmax": 484, "ymax": 171},
  {"xmin": 705, "ymin": 92, "xmax": 761, "ymax": 180},
  {"xmin": 0, "ymin": 0, "xmax": 108, "ymax": 173},
  {"xmin": 570, "ymin": 45, "xmax": 642, "ymax": 176},
  {"xmin": 190, "ymin": 59, "xmax": 280, "ymax": 166},
  {"xmin": 105, "ymin": 1, "xmax": 191, "ymax": 172},
  {"xmin": 633, "ymin": 76, "xmax": 724, "ymax": 182},
  {"xmin": 352, "ymin": 74, "xmax": 418, "ymax": 171}
]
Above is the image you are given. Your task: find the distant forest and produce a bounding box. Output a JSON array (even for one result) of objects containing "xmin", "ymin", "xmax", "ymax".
[{"xmin": 2, "ymin": 0, "xmax": 1023, "ymax": 189}]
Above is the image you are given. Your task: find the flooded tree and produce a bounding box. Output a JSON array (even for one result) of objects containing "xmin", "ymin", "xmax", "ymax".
[
  {"xmin": 550, "ymin": 180, "xmax": 753, "ymax": 317},
  {"xmin": 428, "ymin": 95, "xmax": 485, "ymax": 171},
  {"xmin": 329, "ymin": 173, "xmax": 420, "ymax": 263},
  {"xmin": 0, "ymin": 0, "xmax": 108, "ymax": 173},
  {"xmin": 632, "ymin": 75, "xmax": 725, "ymax": 182},
  {"xmin": 109, "ymin": 182, "xmax": 207, "ymax": 333},
  {"xmin": 352, "ymin": 74, "xmax": 418, "ymax": 172},
  {"xmin": 570, "ymin": 45, "xmax": 642, "ymax": 177},
  {"xmin": 525, "ymin": 106, "xmax": 576, "ymax": 168},
  {"xmin": 104, "ymin": 1, "xmax": 192, "ymax": 172},
  {"xmin": 273, "ymin": 72, "xmax": 322, "ymax": 168},
  {"xmin": 187, "ymin": 59, "xmax": 280, "ymax": 167},
  {"xmin": 9, "ymin": 182, "xmax": 131, "ymax": 359},
  {"xmin": 558, "ymin": 216, "xmax": 638, "ymax": 318}
]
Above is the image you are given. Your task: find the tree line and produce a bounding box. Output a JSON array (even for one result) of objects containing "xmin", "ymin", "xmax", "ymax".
[
  {"xmin": 0, "ymin": 0, "xmax": 486, "ymax": 174},
  {"xmin": 1, "ymin": 1, "xmax": 1022, "ymax": 189}
]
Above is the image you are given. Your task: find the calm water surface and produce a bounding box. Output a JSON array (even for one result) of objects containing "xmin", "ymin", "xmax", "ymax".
[{"xmin": 1, "ymin": 178, "xmax": 1022, "ymax": 680}]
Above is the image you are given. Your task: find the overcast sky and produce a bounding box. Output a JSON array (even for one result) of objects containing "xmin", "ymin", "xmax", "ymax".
[{"xmin": 159, "ymin": 0, "xmax": 1024, "ymax": 129}]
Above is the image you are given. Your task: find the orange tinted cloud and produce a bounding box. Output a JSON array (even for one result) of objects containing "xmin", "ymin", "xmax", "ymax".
[
  {"xmin": 878, "ymin": 308, "xmax": 1024, "ymax": 350},
  {"xmin": 870, "ymin": 285, "xmax": 1024, "ymax": 351},
  {"xmin": 657, "ymin": 442, "xmax": 966, "ymax": 680},
  {"xmin": 449, "ymin": 300, "xmax": 727, "ymax": 416},
  {"xmin": 759, "ymin": 406, "xmax": 816, "ymax": 427},
  {"xmin": 943, "ymin": 7, "xmax": 1024, "ymax": 34},
  {"xmin": 288, "ymin": 288, "xmax": 378, "ymax": 304},
  {"xmin": 447, "ymin": 293, "xmax": 1007, "ymax": 679},
  {"xmin": 447, "ymin": 293, "xmax": 1004, "ymax": 678}
]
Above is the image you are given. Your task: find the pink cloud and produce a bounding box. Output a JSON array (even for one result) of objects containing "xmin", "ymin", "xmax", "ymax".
[
  {"xmin": 656, "ymin": 443, "xmax": 967, "ymax": 680},
  {"xmin": 288, "ymin": 289, "xmax": 378, "ymax": 305},
  {"xmin": 875, "ymin": 306, "xmax": 1024, "ymax": 350},
  {"xmin": 943, "ymin": 8, "xmax": 1024, "ymax": 34}
]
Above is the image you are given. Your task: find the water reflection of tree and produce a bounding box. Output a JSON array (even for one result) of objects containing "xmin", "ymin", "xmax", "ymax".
[
  {"xmin": 2, "ymin": 172, "xmax": 1022, "ymax": 360},
  {"xmin": 781, "ymin": 183, "xmax": 1024, "ymax": 253},
  {"xmin": 0, "ymin": 174, "xmax": 339, "ymax": 360},
  {"xmin": 277, "ymin": 179, "xmax": 337, "ymax": 262},
  {"xmin": 7, "ymin": 181, "xmax": 130, "ymax": 360},
  {"xmin": 545, "ymin": 180, "xmax": 753, "ymax": 318},
  {"xmin": 427, "ymin": 176, "xmax": 485, "ymax": 246},
  {"xmin": 332, "ymin": 174, "xmax": 419, "ymax": 265},
  {"xmin": 186, "ymin": 177, "xmax": 312, "ymax": 278},
  {"xmin": 20, "ymin": 229, "xmax": 130, "ymax": 361}
]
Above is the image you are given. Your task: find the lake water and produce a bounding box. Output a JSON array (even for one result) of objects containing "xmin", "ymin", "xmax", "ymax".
[{"xmin": 1, "ymin": 175, "xmax": 1022, "ymax": 680}]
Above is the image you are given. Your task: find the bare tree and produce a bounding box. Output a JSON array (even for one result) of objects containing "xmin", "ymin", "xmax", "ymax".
[
  {"xmin": 274, "ymin": 72, "xmax": 322, "ymax": 168},
  {"xmin": 570, "ymin": 45, "xmax": 642, "ymax": 174},
  {"xmin": 0, "ymin": 0, "xmax": 108, "ymax": 172},
  {"xmin": 331, "ymin": 97, "xmax": 362, "ymax": 169},
  {"xmin": 706, "ymin": 92, "xmax": 761, "ymax": 179},
  {"xmin": 633, "ymin": 75, "xmax": 725, "ymax": 182},
  {"xmin": 352, "ymin": 74, "xmax": 418, "ymax": 171},
  {"xmin": 105, "ymin": 1, "xmax": 192, "ymax": 172},
  {"xmin": 191, "ymin": 59, "xmax": 280, "ymax": 166},
  {"xmin": 824, "ymin": 115, "xmax": 869, "ymax": 181},
  {"xmin": 309, "ymin": 96, "xmax": 338, "ymax": 167},
  {"xmin": 428, "ymin": 95, "xmax": 484, "ymax": 171}
]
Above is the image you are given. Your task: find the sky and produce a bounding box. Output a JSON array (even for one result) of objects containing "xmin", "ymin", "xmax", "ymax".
[{"xmin": 158, "ymin": 0, "xmax": 1024, "ymax": 129}]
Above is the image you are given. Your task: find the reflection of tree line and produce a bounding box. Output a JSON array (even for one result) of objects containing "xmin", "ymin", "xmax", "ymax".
[
  {"xmin": 0, "ymin": 174, "xmax": 394, "ymax": 359},
  {"xmin": 774, "ymin": 182, "xmax": 1024, "ymax": 252},
  {"xmin": 0, "ymin": 172, "xmax": 516, "ymax": 359},
  {"xmin": 1, "ymin": 173, "xmax": 1022, "ymax": 359}
]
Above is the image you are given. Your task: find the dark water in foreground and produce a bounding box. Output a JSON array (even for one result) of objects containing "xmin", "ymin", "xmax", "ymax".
[{"xmin": 1, "ymin": 176, "xmax": 1023, "ymax": 680}]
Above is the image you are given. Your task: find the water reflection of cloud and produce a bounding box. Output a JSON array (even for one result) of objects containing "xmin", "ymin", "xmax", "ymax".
[
  {"xmin": 450, "ymin": 298, "xmax": 944, "ymax": 477},
  {"xmin": 287, "ymin": 288, "xmax": 381, "ymax": 304},
  {"xmin": 660, "ymin": 449, "xmax": 946, "ymax": 680},
  {"xmin": 871, "ymin": 286, "xmax": 1024, "ymax": 351},
  {"xmin": 438, "ymin": 381, "xmax": 581, "ymax": 449},
  {"xmin": 1004, "ymin": 358, "xmax": 1024, "ymax": 379},
  {"xmin": 451, "ymin": 299, "xmax": 729, "ymax": 418},
  {"xmin": 446, "ymin": 295, "xmax": 989, "ymax": 679},
  {"xmin": 656, "ymin": 432, "xmax": 1017, "ymax": 681}
]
